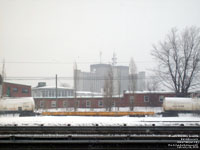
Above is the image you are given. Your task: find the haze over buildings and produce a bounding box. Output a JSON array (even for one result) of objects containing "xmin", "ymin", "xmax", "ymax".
[{"xmin": 0, "ymin": 0, "xmax": 200, "ymax": 87}]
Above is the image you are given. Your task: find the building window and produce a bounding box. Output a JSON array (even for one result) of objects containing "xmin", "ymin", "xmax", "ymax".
[
  {"xmin": 35, "ymin": 91, "xmax": 42, "ymax": 97},
  {"xmin": 71, "ymin": 91, "xmax": 73, "ymax": 96},
  {"xmin": 49, "ymin": 90, "xmax": 53, "ymax": 97},
  {"xmin": 86, "ymin": 100, "xmax": 91, "ymax": 108},
  {"xmin": 52, "ymin": 91, "xmax": 55, "ymax": 97},
  {"xmin": 13, "ymin": 88, "xmax": 18, "ymax": 92},
  {"xmin": 51, "ymin": 101, "xmax": 57, "ymax": 108},
  {"xmin": 130, "ymin": 96, "xmax": 134, "ymax": 104},
  {"xmin": 98, "ymin": 101, "xmax": 103, "ymax": 107},
  {"xmin": 40, "ymin": 101, "xmax": 44, "ymax": 108},
  {"xmin": 144, "ymin": 95, "xmax": 149, "ymax": 102},
  {"xmin": 112, "ymin": 101, "xmax": 115, "ymax": 107},
  {"xmin": 159, "ymin": 96, "xmax": 164, "ymax": 102},
  {"xmin": 63, "ymin": 101, "xmax": 68, "ymax": 108},
  {"xmin": 44, "ymin": 90, "xmax": 48, "ymax": 97},
  {"xmin": 57, "ymin": 90, "xmax": 61, "ymax": 97},
  {"xmin": 42, "ymin": 91, "xmax": 45, "ymax": 97},
  {"xmin": 22, "ymin": 88, "xmax": 29, "ymax": 93},
  {"xmin": 62, "ymin": 91, "xmax": 64, "ymax": 97}
]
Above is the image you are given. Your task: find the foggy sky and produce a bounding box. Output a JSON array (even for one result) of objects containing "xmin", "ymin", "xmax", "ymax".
[{"xmin": 1, "ymin": 0, "xmax": 200, "ymax": 87}]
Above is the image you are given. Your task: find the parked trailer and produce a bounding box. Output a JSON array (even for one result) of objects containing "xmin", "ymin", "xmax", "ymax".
[{"xmin": 0, "ymin": 97, "xmax": 35, "ymax": 116}]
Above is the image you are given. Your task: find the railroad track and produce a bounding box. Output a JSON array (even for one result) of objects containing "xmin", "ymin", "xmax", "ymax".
[
  {"xmin": 0, "ymin": 126, "xmax": 200, "ymax": 134},
  {"xmin": 0, "ymin": 126, "xmax": 199, "ymax": 150}
]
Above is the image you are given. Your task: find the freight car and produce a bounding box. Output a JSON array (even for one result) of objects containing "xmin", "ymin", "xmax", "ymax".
[
  {"xmin": 0, "ymin": 97, "xmax": 35, "ymax": 116},
  {"xmin": 162, "ymin": 97, "xmax": 200, "ymax": 116}
]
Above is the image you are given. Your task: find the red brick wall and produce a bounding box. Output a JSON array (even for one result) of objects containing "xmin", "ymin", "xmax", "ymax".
[
  {"xmin": 35, "ymin": 97, "xmax": 124, "ymax": 109},
  {"xmin": 124, "ymin": 93, "xmax": 175, "ymax": 107},
  {"xmin": 34, "ymin": 92, "xmax": 175, "ymax": 110},
  {"xmin": 2, "ymin": 82, "xmax": 31, "ymax": 97}
]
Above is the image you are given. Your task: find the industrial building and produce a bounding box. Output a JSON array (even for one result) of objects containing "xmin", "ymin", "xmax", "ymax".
[{"xmin": 75, "ymin": 63, "xmax": 146, "ymax": 95}]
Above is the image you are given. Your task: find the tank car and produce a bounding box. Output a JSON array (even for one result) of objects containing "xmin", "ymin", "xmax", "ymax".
[
  {"xmin": 0, "ymin": 97, "xmax": 35, "ymax": 116},
  {"xmin": 162, "ymin": 97, "xmax": 200, "ymax": 116}
]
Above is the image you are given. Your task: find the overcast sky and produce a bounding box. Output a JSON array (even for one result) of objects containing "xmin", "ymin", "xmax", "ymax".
[{"xmin": 1, "ymin": 0, "xmax": 200, "ymax": 87}]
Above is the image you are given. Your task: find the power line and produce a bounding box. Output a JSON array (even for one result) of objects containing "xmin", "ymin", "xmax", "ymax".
[
  {"xmin": 0, "ymin": 61, "xmax": 155, "ymax": 65},
  {"xmin": 4, "ymin": 76, "xmax": 165, "ymax": 81}
]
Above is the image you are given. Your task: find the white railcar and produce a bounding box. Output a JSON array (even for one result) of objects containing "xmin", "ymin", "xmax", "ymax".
[
  {"xmin": 163, "ymin": 97, "xmax": 200, "ymax": 116},
  {"xmin": 0, "ymin": 97, "xmax": 35, "ymax": 116}
]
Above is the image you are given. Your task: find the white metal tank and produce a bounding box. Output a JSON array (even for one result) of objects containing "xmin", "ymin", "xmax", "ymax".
[
  {"xmin": 163, "ymin": 97, "xmax": 200, "ymax": 111},
  {"xmin": 0, "ymin": 97, "xmax": 35, "ymax": 111}
]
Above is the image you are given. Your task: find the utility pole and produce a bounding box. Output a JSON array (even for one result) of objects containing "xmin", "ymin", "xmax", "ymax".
[
  {"xmin": 1, "ymin": 59, "xmax": 5, "ymax": 98},
  {"xmin": 56, "ymin": 74, "xmax": 57, "ymax": 100},
  {"xmin": 0, "ymin": 74, "xmax": 3, "ymax": 98}
]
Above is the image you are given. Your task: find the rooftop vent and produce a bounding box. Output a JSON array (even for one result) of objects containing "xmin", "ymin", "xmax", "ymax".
[{"xmin": 37, "ymin": 82, "xmax": 46, "ymax": 87}]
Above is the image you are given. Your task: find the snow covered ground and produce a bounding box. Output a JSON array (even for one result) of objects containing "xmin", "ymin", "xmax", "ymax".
[
  {"xmin": 36, "ymin": 107, "xmax": 163, "ymax": 113},
  {"xmin": 0, "ymin": 116, "xmax": 200, "ymax": 126}
]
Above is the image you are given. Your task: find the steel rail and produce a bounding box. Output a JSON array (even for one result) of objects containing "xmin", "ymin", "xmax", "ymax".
[
  {"xmin": 0, "ymin": 126, "xmax": 200, "ymax": 135},
  {"xmin": 0, "ymin": 134, "xmax": 187, "ymax": 138},
  {"xmin": 0, "ymin": 139, "xmax": 181, "ymax": 144}
]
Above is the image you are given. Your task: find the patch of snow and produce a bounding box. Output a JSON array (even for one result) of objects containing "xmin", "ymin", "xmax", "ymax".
[
  {"xmin": 0, "ymin": 116, "xmax": 200, "ymax": 126},
  {"xmin": 125, "ymin": 91, "xmax": 174, "ymax": 94},
  {"xmin": 32, "ymin": 86, "xmax": 73, "ymax": 90}
]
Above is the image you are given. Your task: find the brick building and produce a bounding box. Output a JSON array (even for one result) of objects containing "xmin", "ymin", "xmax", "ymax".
[
  {"xmin": 34, "ymin": 91, "xmax": 175, "ymax": 110},
  {"xmin": 124, "ymin": 91, "xmax": 175, "ymax": 107},
  {"xmin": 34, "ymin": 97, "xmax": 123, "ymax": 110},
  {"xmin": 1, "ymin": 82, "xmax": 31, "ymax": 97}
]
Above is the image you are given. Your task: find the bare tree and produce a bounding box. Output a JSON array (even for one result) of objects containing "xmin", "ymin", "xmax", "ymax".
[
  {"xmin": 152, "ymin": 27, "xmax": 200, "ymax": 97},
  {"xmin": 117, "ymin": 68, "xmax": 121, "ymax": 111},
  {"xmin": 129, "ymin": 57, "xmax": 137, "ymax": 92},
  {"xmin": 103, "ymin": 65, "xmax": 114, "ymax": 111},
  {"xmin": 89, "ymin": 75, "xmax": 95, "ymax": 111},
  {"xmin": 129, "ymin": 57, "xmax": 137, "ymax": 111},
  {"xmin": 73, "ymin": 62, "xmax": 78, "ymax": 111},
  {"xmin": 146, "ymin": 76, "xmax": 160, "ymax": 91}
]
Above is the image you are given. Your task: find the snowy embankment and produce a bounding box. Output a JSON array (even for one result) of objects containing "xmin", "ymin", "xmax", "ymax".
[{"xmin": 0, "ymin": 116, "xmax": 200, "ymax": 126}]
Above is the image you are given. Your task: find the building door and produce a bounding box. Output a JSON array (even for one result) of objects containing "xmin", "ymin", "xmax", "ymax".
[{"xmin": 7, "ymin": 87, "xmax": 11, "ymax": 97}]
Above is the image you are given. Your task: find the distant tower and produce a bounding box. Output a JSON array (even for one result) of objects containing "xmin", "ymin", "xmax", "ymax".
[
  {"xmin": 99, "ymin": 51, "xmax": 102, "ymax": 64},
  {"xmin": 2, "ymin": 59, "xmax": 6, "ymax": 81},
  {"xmin": 112, "ymin": 52, "xmax": 117, "ymax": 66}
]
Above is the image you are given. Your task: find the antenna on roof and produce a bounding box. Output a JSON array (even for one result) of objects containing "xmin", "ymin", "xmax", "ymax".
[
  {"xmin": 99, "ymin": 51, "xmax": 102, "ymax": 64},
  {"xmin": 112, "ymin": 52, "xmax": 117, "ymax": 66}
]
